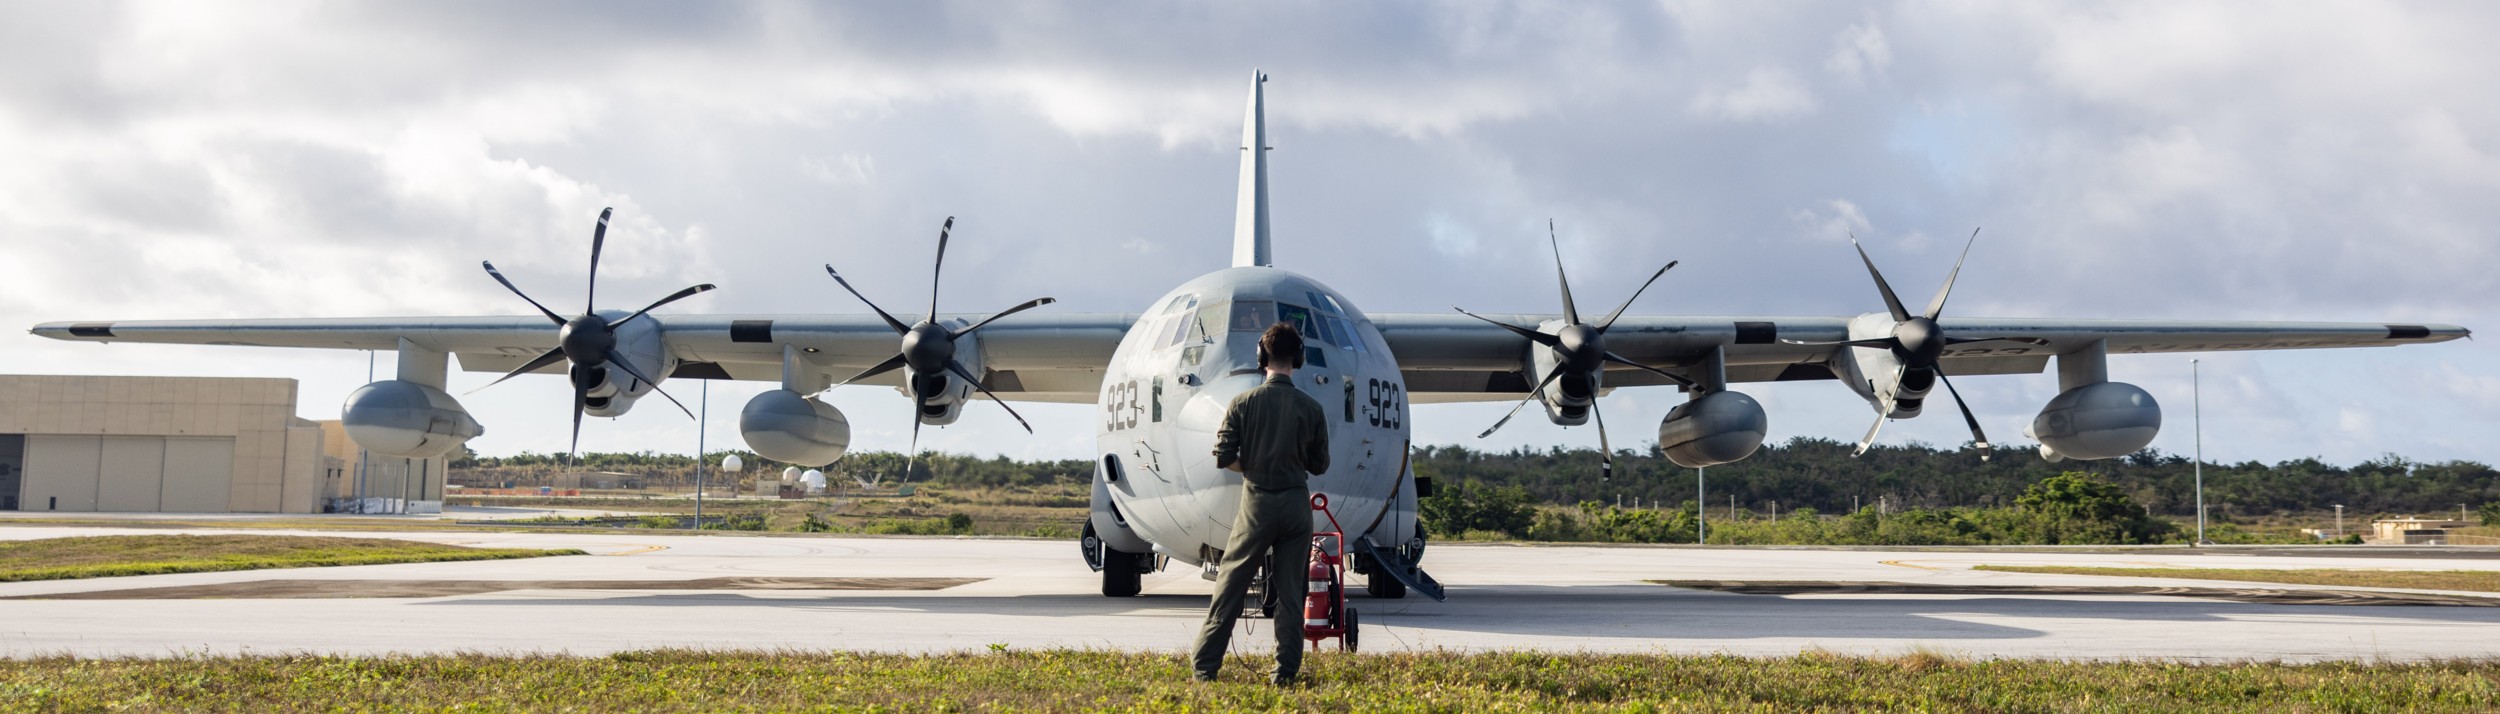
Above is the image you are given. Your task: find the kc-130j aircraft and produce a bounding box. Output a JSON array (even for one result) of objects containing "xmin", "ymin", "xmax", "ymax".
[{"xmin": 33, "ymin": 72, "xmax": 2471, "ymax": 600}]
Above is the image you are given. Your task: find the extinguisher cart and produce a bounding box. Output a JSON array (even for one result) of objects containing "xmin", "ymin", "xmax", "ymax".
[{"xmin": 1303, "ymin": 493, "xmax": 1359, "ymax": 652}]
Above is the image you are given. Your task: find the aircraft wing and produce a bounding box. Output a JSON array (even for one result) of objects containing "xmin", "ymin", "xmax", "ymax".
[
  {"xmin": 30, "ymin": 313, "xmax": 1137, "ymax": 404},
  {"xmin": 1374, "ymin": 313, "xmax": 2470, "ymax": 403}
]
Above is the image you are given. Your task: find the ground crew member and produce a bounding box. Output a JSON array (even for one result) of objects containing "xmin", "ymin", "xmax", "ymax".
[{"xmin": 1191, "ymin": 323, "xmax": 1331, "ymax": 685}]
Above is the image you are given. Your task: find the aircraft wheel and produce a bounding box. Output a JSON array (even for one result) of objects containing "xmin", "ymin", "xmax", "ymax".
[
  {"xmin": 1366, "ymin": 568, "xmax": 1407, "ymax": 599},
  {"xmin": 1102, "ymin": 548, "xmax": 1142, "ymax": 597},
  {"xmin": 1341, "ymin": 608, "xmax": 1359, "ymax": 652}
]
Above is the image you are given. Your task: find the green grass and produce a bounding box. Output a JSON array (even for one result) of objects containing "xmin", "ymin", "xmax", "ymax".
[
  {"xmin": 0, "ymin": 535, "xmax": 583, "ymax": 582},
  {"xmin": 1, "ymin": 650, "xmax": 2497, "ymax": 712},
  {"xmin": 1973, "ymin": 565, "xmax": 2500, "ymax": 593}
]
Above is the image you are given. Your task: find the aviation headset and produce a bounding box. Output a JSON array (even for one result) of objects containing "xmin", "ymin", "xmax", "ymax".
[{"xmin": 1255, "ymin": 323, "xmax": 1306, "ymax": 369}]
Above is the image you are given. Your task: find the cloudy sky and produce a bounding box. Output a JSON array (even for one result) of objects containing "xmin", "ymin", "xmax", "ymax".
[{"xmin": 3, "ymin": 1, "xmax": 2493, "ymax": 468}]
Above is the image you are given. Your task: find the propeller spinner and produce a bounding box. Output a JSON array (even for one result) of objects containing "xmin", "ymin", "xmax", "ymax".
[
  {"xmin": 1783, "ymin": 229, "xmax": 2045, "ymax": 460},
  {"xmin": 473, "ymin": 207, "xmax": 717, "ymax": 459},
  {"xmin": 1455, "ymin": 220, "xmax": 1691, "ymax": 481},
  {"xmin": 822, "ymin": 216, "xmax": 1057, "ymax": 478}
]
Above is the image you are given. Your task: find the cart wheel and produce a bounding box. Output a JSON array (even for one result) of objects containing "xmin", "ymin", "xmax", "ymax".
[{"xmin": 1341, "ymin": 607, "xmax": 1359, "ymax": 652}]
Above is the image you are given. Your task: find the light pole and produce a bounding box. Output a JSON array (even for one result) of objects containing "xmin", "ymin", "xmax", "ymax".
[
  {"xmin": 2193, "ymin": 359, "xmax": 2207, "ymax": 546},
  {"xmin": 1697, "ymin": 466, "xmax": 1707, "ymax": 543},
  {"xmin": 2334, "ymin": 504, "xmax": 2344, "ymax": 539}
]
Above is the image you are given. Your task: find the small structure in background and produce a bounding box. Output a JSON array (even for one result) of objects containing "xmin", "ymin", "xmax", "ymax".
[{"xmin": 2368, "ymin": 517, "xmax": 2474, "ymax": 545}]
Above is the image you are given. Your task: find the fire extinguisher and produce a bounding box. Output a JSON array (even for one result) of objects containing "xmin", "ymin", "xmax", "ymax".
[{"xmin": 1303, "ymin": 544, "xmax": 1336, "ymax": 622}]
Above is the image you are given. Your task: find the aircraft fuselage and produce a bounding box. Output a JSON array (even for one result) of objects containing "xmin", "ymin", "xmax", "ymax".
[{"xmin": 1092, "ymin": 266, "xmax": 1419, "ymax": 570}]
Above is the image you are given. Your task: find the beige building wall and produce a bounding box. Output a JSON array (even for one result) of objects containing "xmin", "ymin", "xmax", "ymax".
[
  {"xmin": 315, "ymin": 420, "xmax": 446, "ymax": 506},
  {"xmin": 0, "ymin": 375, "xmax": 326, "ymax": 513}
]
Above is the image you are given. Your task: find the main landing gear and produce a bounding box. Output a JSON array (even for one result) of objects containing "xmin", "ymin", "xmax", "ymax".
[{"xmin": 1084, "ymin": 520, "xmax": 1156, "ymax": 597}]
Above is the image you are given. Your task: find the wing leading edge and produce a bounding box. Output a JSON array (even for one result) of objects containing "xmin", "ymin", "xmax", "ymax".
[
  {"xmin": 31, "ymin": 313, "xmax": 1137, "ymax": 403},
  {"xmin": 1375, "ymin": 313, "xmax": 2469, "ymax": 400}
]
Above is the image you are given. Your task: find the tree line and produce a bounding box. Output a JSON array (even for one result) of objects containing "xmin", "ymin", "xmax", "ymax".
[
  {"xmin": 451, "ymin": 439, "xmax": 2495, "ymax": 518},
  {"xmin": 1412, "ymin": 438, "xmax": 2497, "ymax": 519}
]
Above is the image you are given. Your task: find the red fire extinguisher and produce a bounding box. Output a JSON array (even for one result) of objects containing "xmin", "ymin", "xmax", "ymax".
[{"xmin": 1304, "ymin": 543, "xmax": 1335, "ymax": 622}]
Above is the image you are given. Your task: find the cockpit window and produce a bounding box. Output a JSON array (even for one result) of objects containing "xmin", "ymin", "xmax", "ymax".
[
  {"xmin": 1278, "ymin": 303, "xmax": 1316, "ymax": 341},
  {"xmin": 1161, "ymin": 293, "xmax": 1198, "ymax": 315},
  {"xmin": 1228, "ymin": 301, "xmax": 1276, "ymax": 332},
  {"xmin": 1193, "ymin": 301, "xmax": 1225, "ymax": 342},
  {"xmin": 1162, "ymin": 312, "xmax": 1194, "ymax": 348}
]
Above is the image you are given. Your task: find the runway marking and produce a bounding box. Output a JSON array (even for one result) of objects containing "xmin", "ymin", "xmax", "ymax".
[
  {"xmin": 604, "ymin": 545, "xmax": 669, "ymax": 556},
  {"xmin": 8, "ymin": 577, "xmax": 987, "ymax": 600},
  {"xmin": 1655, "ymin": 580, "xmax": 2500, "ymax": 607},
  {"xmin": 1879, "ymin": 560, "xmax": 1943, "ymax": 571}
]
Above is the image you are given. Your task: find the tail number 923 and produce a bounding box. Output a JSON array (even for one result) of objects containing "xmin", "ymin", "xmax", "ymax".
[
  {"xmin": 1103, "ymin": 380, "xmax": 1142, "ymax": 432},
  {"xmin": 1366, "ymin": 378, "xmax": 1403, "ymax": 430}
]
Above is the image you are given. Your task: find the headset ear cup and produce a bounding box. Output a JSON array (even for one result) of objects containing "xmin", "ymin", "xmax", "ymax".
[{"xmin": 1257, "ymin": 344, "xmax": 1269, "ymax": 368}]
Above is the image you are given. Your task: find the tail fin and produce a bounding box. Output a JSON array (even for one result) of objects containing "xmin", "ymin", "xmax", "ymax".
[{"xmin": 1232, "ymin": 71, "xmax": 1271, "ymax": 268}]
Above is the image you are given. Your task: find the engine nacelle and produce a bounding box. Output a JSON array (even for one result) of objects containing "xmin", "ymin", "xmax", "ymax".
[
  {"xmin": 2026, "ymin": 381, "xmax": 2161, "ymax": 462},
  {"xmin": 739, "ymin": 389, "xmax": 852, "ymax": 466},
  {"xmin": 1658, "ymin": 390, "xmax": 1768, "ymax": 468},
  {"xmin": 340, "ymin": 380, "xmax": 484, "ymax": 459}
]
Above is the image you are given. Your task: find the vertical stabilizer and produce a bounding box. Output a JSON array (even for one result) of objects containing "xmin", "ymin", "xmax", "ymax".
[{"xmin": 1232, "ymin": 71, "xmax": 1271, "ymax": 268}]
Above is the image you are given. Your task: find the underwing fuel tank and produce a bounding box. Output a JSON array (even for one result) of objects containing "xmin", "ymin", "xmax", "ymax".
[
  {"xmin": 739, "ymin": 389, "xmax": 852, "ymax": 467},
  {"xmin": 1658, "ymin": 391, "xmax": 1768, "ymax": 468},
  {"xmin": 2026, "ymin": 382, "xmax": 2161, "ymax": 462},
  {"xmin": 340, "ymin": 380, "xmax": 485, "ymax": 459}
]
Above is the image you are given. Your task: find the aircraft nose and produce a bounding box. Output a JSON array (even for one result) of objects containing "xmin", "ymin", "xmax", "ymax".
[{"xmin": 1176, "ymin": 371, "xmax": 1268, "ymax": 436}]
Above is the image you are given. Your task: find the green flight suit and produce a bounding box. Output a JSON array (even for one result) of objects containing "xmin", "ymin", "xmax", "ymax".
[{"xmin": 1191, "ymin": 372, "xmax": 1332, "ymax": 681}]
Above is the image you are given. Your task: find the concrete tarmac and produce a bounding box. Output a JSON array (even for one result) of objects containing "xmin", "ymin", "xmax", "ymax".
[{"xmin": 4, "ymin": 524, "xmax": 2499, "ymax": 661}]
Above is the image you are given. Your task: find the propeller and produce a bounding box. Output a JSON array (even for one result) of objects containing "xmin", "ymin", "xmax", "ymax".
[
  {"xmin": 473, "ymin": 207, "xmax": 717, "ymax": 460},
  {"xmin": 1784, "ymin": 229, "xmax": 2044, "ymax": 460},
  {"xmin": 822, "ymin": 216, "xmax": 1057, "ymax": 480},
  {"xmin": 1455, "ymin": 220, "xmax": 1690, "ymax": 481}
]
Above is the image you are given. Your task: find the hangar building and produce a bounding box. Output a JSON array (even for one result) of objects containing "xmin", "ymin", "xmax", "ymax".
[{"xmin": 0, "ymin": 375, "xmax": 445, "ymax": 513}]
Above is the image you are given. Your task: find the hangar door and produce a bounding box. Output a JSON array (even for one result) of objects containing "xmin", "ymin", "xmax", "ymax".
[{"xmin": 18, "ymin": 435, "xmax": 235, "ymax": 513}]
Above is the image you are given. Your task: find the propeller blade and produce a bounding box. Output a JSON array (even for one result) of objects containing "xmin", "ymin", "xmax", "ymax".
[
  {"xmin": 1934, "ymin": 367, "xmax": 1991, "ymax": 461},
  {"xmin": 1453, "ymin": 307, "xmax": 1561, "ymax": 347},
  {"xmin": 1781, "ymin": 337, "xmax": 1904, "ymax": 349},
  {"xmin": 928, "ymin": 216, "xmax": 953, "ymax": 321},
  {"xmin": 1852, "ymin": 409, "xmax": 1889, "ymax": 458},
  {"xmin": 608, "ymin": 284, "xmax": 718, "ymax": 329},
  {"xmin": 825, "ymin": 353, "xmax": 908, "ymax": 392},
  {"xmin": 1850, "ymin": 236, "xmax": 1912, "ymax": 323},
  {"xmin": 1597, "ymin": 260, "xmax": 1678, "ymax": 332},
  {"xmin": 1592, "ymin": 397, "xmax": 1613, "ymax": 482},
  {"xmin": 1852, "ymin": 364, "xmax": 1906, "ymax": 457},
  {"xmin": 587, "ymin": 207, "xmax": 611, "ymax": 314},
  {"xmin": 1479, "ymin": 367, "xmax": 1567, "ymax": 439},
  {"xmin": 469, "ymin": 347, "xmax": 568, "ymax": 395},
  {"xmin": 904, "ymin": 390, "xmax": 929, "ymax": 487},
  {"xmin": 1601, "ymin": 351, "xmax": 1695, "ymax": 387},
  {"xmin": 947, "ymin": 360, "xmax": 1033, "ymax": 433},
  {"xmin": 1923, "ymin": 228, "xmax": 1981, "ymax": 321},
  {"xmin": 601, "ymin": 349, "xmax": 695, "ymax": 419},
  {"xmin": 1548, "ymin": 220, "xmax": 1579, "ymax": 324},
  {"xmin": 955, "ymin": 297, "xmax": 1059, "ymax": 337},
  {"xmin": 481, "ymin": 261, "xmax": 567, "ymax": 325},
  {"xmin": 1944, "ymin": 336, "xmax": 2049, "ymax": 346},
  {"xmin": 568, "ymin": 367, "xmax": 588, "ymax": 462},
  {"xmin": 825, "ymin": 265, "xmax": 912, "ymax": 335}
]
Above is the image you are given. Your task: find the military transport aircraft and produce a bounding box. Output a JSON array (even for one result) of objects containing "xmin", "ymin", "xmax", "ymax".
[{"xmin": 31, "ymin": 72, "xmax": 2471, "ymax": 601}]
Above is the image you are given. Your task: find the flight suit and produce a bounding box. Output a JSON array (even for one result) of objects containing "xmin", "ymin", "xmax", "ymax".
[{"xmin": 1191, "ymin": 372, "xmax": 1332, "ymax": 682}]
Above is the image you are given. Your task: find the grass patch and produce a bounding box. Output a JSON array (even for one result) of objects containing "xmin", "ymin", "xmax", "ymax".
[
  {"xmin": 1973, "ymin": 565, "xmax": 2500, "ymax": 592},
  {"xmin": 0, "ymin": 650, "xmax": 2497, "ymax": 712},
  {"xmin": 0, "ymin": 535, "xmax": 583, "ymax": 582}
]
